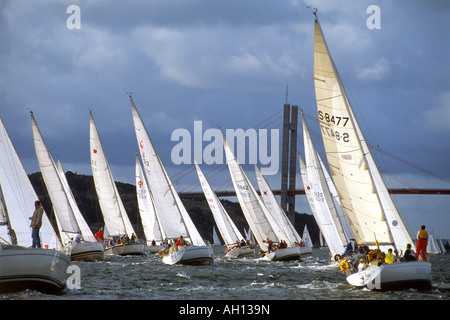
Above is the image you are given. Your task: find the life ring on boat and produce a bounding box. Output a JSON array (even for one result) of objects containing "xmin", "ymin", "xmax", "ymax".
[
  {"xmin": 339, "ymin": 259, "xmax": 350, "ymax": 273},
  {"xmin": 334, "ymin": 254, "xmax": 342, "ymax": 262}
]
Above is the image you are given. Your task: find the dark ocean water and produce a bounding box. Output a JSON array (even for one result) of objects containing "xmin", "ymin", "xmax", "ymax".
[{"xmin": 2, "ymin": 247, "xmax": 449, "ymax": 303}]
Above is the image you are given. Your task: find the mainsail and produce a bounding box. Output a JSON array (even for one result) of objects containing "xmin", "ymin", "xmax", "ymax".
[
  {"xmin": 130, "ymin": 96, "xmax": 205, "ymax": 246},
  {"xmin": 254, "ymin": 165, "xmax": 303, "ymax": 246},
  {"xmin": 0, "ymin": 116, "xmax": 60, "ymax": 248},
  {"xmin": 313, "ymin": 13, "xmax": 413, "ymax": 250},
  {"xmin": 299, "ymin": 111, "xmax": 349, "ymax": 257},
  {"xmin": 223, "ymin": 134, "xmax": 287, "ymax": 250},
  {"xmin": 90, "ymin": 111, "xmax": 136, "ymax": 238},
  {"xmin": 31, "ymin": 112, "xmax": 80, "ymax": 246},
  {"xmin": 135, "ymin": 155, "xmax": 164, "ymax": 244},
  {"xmin": 195, "ymin": 161, "xmax": 244, "ymax": 246}
]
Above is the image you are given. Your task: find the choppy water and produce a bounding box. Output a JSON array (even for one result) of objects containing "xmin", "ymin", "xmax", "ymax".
[{"xmin": 2, "ymin": 248, "xmax": 449, "ymax": 302}]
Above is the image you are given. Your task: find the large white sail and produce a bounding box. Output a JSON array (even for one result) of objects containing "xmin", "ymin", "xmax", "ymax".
[
  {"xmin": 223, "ymin": 134, "xmax": 287, "ymax": 250},
  {"xmin": 130, "ymin": 96, "xmax": 205, "ymax": 246},
  {"xmin": 135, "ymin": 155, "xmax": 164, "ymax": 244},
  {"xmin": 314, "ymin": 15, "xmax": 390, "ymax": 247},
  {"xmin": 254, "ymin": 165, "xmax": 303, "ymax": 246},
  {"xmin": 57, "ymin": 160, "xmax": 97, "ymax": 243},
  {"xmin": 195, "ymin": 161, "xmax": 244, "ymax": 246},
  {"xmin": 31, "ymin": 112, "xmax": 80, "ymax": 246},
  {"xmin": 0, "ymin": 116, "xmax": 60, "ymax": 249},
  {"xmin": 89, "ymin": 111, "xmax": 136, "ymax": 238},
  {"xmin": 299, "ymin": 112, "xmax": 348, "ymax": 257},
  {"xmin": 313, "ymin": 14, "xmax": 413, "ymax": 250}
]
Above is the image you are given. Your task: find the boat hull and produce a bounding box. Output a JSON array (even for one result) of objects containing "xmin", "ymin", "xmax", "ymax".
[
  {"xmin": 161, "ymin": 246, "xmax": 214, "ymax": 265},
  {"xmin": 261, "ymin": 246, "xmax": 303, "ymax": 261},
  {"xmin": 0, "ymin": 245, "xmax": 71, "ymax": 294},
  {"xmin": 68, "ymin": 242, "xmax": 104, "ymax": 261},
  {"xmin": 225, "ymin": 245, "xmax": 255, "ymax": 258},
  {"xmin": 105, "ymin": 242, "xmax": 145, "ymax": 256},
  {"xmin": 145, "ymin": 244, "xmax": 166, "ymax": 254},
  {"xmin": 346, "ymin": 261, "xmax": 432, "ymax": 291}
]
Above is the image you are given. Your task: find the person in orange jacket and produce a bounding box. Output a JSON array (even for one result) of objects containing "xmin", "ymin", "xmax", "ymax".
[{"xmin": 415, "ymin": 225, "xmax": 428, "ymax": 261}]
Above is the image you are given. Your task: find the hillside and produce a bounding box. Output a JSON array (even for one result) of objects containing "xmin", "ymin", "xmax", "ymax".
[{"xmin": 29, "ymin": 171, "xmax": 321, "ymax": 247}]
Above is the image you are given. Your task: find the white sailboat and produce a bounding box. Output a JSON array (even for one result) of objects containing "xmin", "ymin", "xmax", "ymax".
[
  {"xmin": 312, "ymin": 12, "xmax": 431, "ymax": 290},
  {"xmin": 427, "ymin": 231, "xmax": 442, "ymax": 255},
  {"xmin": 299, "ymin": 111, "xmax": 350, "ymax": 259},
  {"xmin": 135, "ymin": 155, "xmax": 166, "ymax": 253},
  {"xmin": 195, "ymin": 162, "xmax": 255, "ymax": 258},
  {"xmin": 255, "ymin": 165, "xmax": 312, "ymax": 256},
  {"xmin": 31, "ymin": 112, "xmax": 104, "ymax": 261},
  {"xmin": 130, "ymin": 96, "xmax": 213, "ymax": 265},
  {"xmin": 302, "ymin": 225, "xmax": 314, "ymax": 249},
  {"xmin": 89, "ymin": 111, "xmax": 144, "ymax": 256},
  {"xmin": 0, "ymin": 116, "xmax": 70, "ymax": 294},
  {"xmin": 223, "ymin": 135, "xmax": 302, "ymax": 261}
]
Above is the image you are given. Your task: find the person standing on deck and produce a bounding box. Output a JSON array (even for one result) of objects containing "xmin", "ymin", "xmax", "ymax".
[
  {"xmin": 415, "ymin": 225, "xmax": 428, "ymax": 261},
  {"xmin": 29, "ymin": 200, "xmax": 44, "ymax": 248}
]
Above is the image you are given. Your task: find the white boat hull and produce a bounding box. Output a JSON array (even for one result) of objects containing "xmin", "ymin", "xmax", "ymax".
[
  {"xmin": 68, "ymin": 242, "xmax": 104, "ymax": 261},
  {"xmin": 261, "ymin": 246, "xmax": 303, "ymax": 261},
  {"xmin": 346, "ymin": 261, "xmax": 432, "ymax": 291},
  {"xmin": 0, "ymin": 245, "xmax": 71, "ymax": 294},
  {"xmin": 161, "ymin": 246, "xmax": 214, "ymax": 265},
  {"xmin": 225, "ymin": 245, "xmax": 255, "ymax": 258},
  {"xmin": 105, "ymin": 242, "xmax": 145, "ymax": 256},
  {"xmin": 145, "ymin": 244, "xmax": 166, "ymax": 254}
]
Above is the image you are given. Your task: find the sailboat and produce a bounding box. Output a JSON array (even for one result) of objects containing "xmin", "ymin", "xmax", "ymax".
[
  {"xmin": 299, "ymin": 111, "xmax": 350, "ymax": 260},
  {"xmin": 427, "ymin": 231, "xmax": 442, "ymax": 255},
  {"xmin": 223, "ymin": 135, "xmax": 303, "ymax": 261},
  {"xmin": 0, "ymin": 116, "xmax": 70, "ymax": 294},
  {"xmin": 31, "ymin": 112, "xmax": 104, "ymax": 261},
  {"xmin": 195, "ymin": 161, "xmax": 255, "ymax": 258},
  {"xmin": 255, "ymin": 165, "xmax": 312, "ymax": 256},
  {"xmin": 302, "ymin": 225, "xmax": 314, "ymax": 249},
  {"xmin": 130, "ymin": 95, "xmax": 213, "ymax": 265},
  {"xmin": 135, "ymin": 155, "xmax": 166, "ymax": 253},
  {"xmin": 89, "ymin": 111, "xmax": 145, "ymax": 256},
  {"xmin": 312, "ymin": 12, "xmax": 431, "ymax": 290}
]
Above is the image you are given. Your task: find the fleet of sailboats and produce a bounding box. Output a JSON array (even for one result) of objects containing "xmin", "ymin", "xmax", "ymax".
[{"xmin": 0, "ymin": 11, "xmax": 444, "ymax": 295}]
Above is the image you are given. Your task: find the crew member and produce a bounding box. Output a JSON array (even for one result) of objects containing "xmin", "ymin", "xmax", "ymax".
[{"xmin": 415, "ymin": 225, "xmax": 428, "ymax": 261}]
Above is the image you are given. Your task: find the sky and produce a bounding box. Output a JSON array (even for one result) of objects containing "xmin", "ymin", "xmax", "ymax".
[{"xmin": 1, "ymin": 0, "xmax": 449, "ymax": 239}]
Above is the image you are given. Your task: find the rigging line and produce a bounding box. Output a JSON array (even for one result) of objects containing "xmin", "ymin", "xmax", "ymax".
[
  {"xmin": 171, "ymin": 111, "xmax": 283, "ymax": 183},
  {"xmin": 298, "ymin": 108, "xmax": 449, "ymax": 185},
  {"xmin": 171, "ymin": 109, "xmax": 284, "ymax": 187}
]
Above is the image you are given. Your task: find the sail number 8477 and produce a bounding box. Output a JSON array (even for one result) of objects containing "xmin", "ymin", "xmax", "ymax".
[{"xmin": 318, "ymin": 111, "xmax": 350, "ymax": 143}]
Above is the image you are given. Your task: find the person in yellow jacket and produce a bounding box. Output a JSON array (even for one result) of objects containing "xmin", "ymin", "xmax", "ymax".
[
  {"xmin": 384, "ymin": 248, "xmax": 395, "ymax": 264},
  {"xmin": 415, "ymin": 225, "xmax": 428, "ymax": 261}
]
